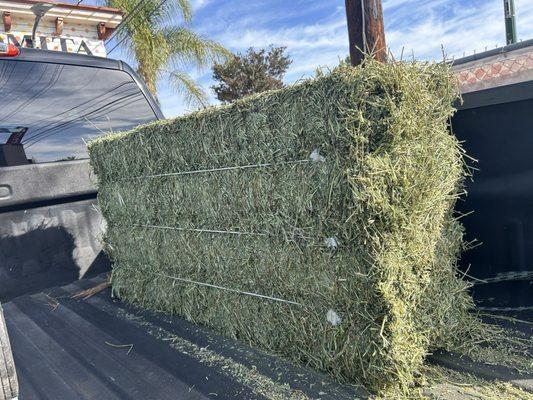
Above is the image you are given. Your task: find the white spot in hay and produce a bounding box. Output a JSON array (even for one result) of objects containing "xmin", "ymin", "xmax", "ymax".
[
  {"xmin": 326, "ymin": 309, "xmax": 342, "ymax": 326},
  {"xmin": 310, "ymin": 149, "xmax": 326, "ymax": 162},
  {"xmin": 324, "ymin": 236, "xmax": 339, "ymax": 249}
]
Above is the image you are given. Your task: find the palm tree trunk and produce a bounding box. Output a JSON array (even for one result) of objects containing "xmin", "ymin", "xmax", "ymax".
[{"xmin": 137, "ymin": 66, "xmax": 158, "ymax": 97}]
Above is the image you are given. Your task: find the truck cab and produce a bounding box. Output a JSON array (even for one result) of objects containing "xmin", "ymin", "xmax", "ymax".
[{"xmin": 0, "ymin": 47, "xmax": 161, "ymax": 302}]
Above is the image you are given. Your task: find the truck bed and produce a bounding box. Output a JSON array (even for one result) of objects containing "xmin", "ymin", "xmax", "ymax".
[
  {"xmin": 4, "ymin": 275, "xmax": 532, "ymax": 400},
  {"xmin": 3, "ymin": 274, "xmax": 365, "ymax": 400}
]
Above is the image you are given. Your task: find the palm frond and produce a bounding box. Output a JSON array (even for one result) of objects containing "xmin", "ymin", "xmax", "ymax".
[
  {"xmin": 165, "ymin": 69, "xmax": 208, "ymax": 108},
  {"xmin": 168, "ymin": 0, "xmax": 192, "ymax": 24},
  {"xmin": 149, "ymin": 0, "xmax": 193, "ymax": 26},
  {"xmin": 164, "ymin": 27, "xmax": 231, "ymax": 70},
  {"xmin": 105, "ymin": 0, "xmax": 224, "ymax": 102}
]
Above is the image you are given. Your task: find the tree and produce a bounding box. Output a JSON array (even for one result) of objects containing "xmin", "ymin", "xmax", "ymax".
[
  {"xmin": 211, "ymin": 46, "xmax": 292, "ymax": 103},
  {"xmin": 106, "ymin": 0, "xmax": 230, "ymax": 106}
]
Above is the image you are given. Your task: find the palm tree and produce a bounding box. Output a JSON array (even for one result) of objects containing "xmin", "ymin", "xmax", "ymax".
[{"xmin": 106, "ymin": 0, "xmax": 230, "ymax": 106}]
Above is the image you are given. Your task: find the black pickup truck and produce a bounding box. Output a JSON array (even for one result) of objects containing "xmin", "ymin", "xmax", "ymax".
[{"xmin": 0, "ymin": 44, "xmax": 531, "ymax": 400}]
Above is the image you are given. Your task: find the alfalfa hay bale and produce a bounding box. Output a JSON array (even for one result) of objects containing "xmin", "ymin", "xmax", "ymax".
[{"xmin": 88, "ymin": 59, "xmax": 476, "ymax": 394}]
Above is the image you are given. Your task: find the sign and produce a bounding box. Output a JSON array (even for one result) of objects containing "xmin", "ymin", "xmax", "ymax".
[
  {"xmin": 0, "ymin": 0, "xmax": 123, "ymax": 58},
  {"xmin": 0, "ymin": 31, "xmax": 102, "ymax": 56}
]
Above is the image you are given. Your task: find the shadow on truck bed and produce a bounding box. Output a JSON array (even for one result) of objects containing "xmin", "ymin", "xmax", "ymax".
[
  {"xmin": 0, "ymin": 224, "xmax": 110, "ymax": 302},
  {"xmin": 0, "ymin": 225, "xmax": 78, "ymax": 302}
]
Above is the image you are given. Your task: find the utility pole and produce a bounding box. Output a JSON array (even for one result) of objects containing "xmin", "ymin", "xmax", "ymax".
[
  {"xmin": 503, "ymin": 0, "xmax": 517, "ymax": 45},
  {"xmin": 345, "ymin": 0, "xmax": 387, "ymax": 66}
]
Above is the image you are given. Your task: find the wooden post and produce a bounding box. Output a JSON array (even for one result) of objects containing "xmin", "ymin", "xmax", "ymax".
[
  {"xmin": 345, "ymin": 0, "xmax": 387, "ymax": 66},
  {"xmin": 97, "ymin": 22, "xmax": 115, "ymax": 41},
  {"xmin": 55, "ymin": 17, "xmax": 64, "ymax": 36},
  {"xmin": 0, "ymin": 303, "xmax": 18, "ymax": 400},
  {"xmin": 2, "ymin": 12, "xmax": 11, "ymax": 33}
]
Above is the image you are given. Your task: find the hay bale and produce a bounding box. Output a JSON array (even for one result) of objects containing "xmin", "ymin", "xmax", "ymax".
[{"xmin": 88, "ymin": 59, "xmax": 476, "ymax": 394}]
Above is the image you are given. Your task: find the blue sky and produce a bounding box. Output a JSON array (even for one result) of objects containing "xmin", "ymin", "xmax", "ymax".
[{"xmin": 107, "ymin": 0, "xmax": 533, "ymax": 117}]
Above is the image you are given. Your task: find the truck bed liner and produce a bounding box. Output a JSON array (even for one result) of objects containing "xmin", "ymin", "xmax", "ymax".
[
  {"xmin": 3, "ymin": 275, "xmax": 365, "ymax": 400},
  {"xmin": 3, "ymin": 275, "xmax": 532, "ymax": 399}
]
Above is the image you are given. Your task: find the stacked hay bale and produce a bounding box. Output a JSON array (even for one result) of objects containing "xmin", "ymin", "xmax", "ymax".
[{"xmin": 88, "ymin": 60, "xmax": 477, "ymax": 394}]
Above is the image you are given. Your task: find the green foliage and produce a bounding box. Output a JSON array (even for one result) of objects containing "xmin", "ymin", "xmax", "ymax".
[
  {"xmin": 89, "ymin": 59, "xmax": 483, "ymax": 395},
  {"xmin": 211, "ymin": 46, "xmax": 292, "ymax": 103},
  {"xmin": 106, "ymin": 0, "xmax": 230, "ymax": 105}
]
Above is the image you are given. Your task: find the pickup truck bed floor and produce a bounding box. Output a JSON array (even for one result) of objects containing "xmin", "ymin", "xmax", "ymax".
[
  {"xmin": 3, "ymin": 275, "xmax": 365, "ymax": 400},
  {"xmin": 3, "ymin": 275, "xmax": 532, "ymax": 399}
]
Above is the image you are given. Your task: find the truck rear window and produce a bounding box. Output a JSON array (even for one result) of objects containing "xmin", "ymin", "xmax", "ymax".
[{"xmin": 0, "ymin": 58, "xmax": 158, "ymax": 163}]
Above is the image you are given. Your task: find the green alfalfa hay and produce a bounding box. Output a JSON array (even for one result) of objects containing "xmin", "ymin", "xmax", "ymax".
[{"xmin": 88, "ymin": 58, "xmax": 491, "ymax": 395}]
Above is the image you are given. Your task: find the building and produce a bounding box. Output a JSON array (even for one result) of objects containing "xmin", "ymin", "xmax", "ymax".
[
  {"xmin": 454, "ymin": 39, "xmax": 533, "ymax": 94},
  {"xmin": 0, "ymin": 0, "xmax": 123, "ymax": 57}
]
